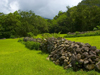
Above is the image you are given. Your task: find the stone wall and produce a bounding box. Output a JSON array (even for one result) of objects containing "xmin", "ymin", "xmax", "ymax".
[{"xmin": 23, "ymin": 37, "xmax": 100, "ymax": 71}]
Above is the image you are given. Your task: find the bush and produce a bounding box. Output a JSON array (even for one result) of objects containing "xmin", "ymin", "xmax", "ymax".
[
  {"xmin": 10, "ymin": 35, "xmax": 16, "ymax": 38},
  {"xmin": 25, "ymin": 41, "xmax": 40, "ymax": 50},
  {"xmin": 52, "ymin": 32, "xmax": 61, "ymax": 38},
  {"xmin": 75, "ymin": 31, "xmax": 79, "ymax": 36},
  {"xmin": 41, "ymin": 32, "xmax": 61, "ymax": 39},
  {"xmin": 18, "ymin": 38, "xmax": 25, "ymax": 44},
  {"xmin": 42, "ymin": 33, "xmax": 52, "ymax": 39},
  {"xmin": 27, "ymin": 32, "xmax": 34, "ymax": 37},
  {"xmin": 97, "ymin": 26, "xmax": 100, "ymax": 30},
  {"xmin": 93, "ymin": 27, "xmax": 97, "ymax": 31}
]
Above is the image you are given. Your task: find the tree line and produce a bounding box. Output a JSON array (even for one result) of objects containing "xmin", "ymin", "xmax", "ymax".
[
  {"xmin": 51, "ymin": 0, "xmax": 100, "ymax": 33},
  {"xmin": 0, "ymin": 0, "xmax": 100, "ymax": 38},
  {"xmin": 0, "ymin": 10, "xmax": 50, "ymax": 38}
]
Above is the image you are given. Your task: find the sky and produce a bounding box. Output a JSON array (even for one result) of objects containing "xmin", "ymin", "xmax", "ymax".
[{"xmin": 0, "ymin": 0, "xmax": 82, "ymax": 19}]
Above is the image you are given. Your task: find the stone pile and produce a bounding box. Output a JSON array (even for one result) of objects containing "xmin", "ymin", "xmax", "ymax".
[
  {"xmin": 23, "ymin": 37, "xmax": 100, "ymax": 71},
  {"xmin": 41, "ymin": 37, "xmax": 100, "ymax": 71},
  {"xmin": 23, "ymin": 37, "xmax": 42, "ymax": 43}
]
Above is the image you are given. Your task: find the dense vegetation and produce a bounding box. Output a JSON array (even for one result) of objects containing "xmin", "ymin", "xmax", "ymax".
[
  {"xmin": 0, "ymin": 10, "xmax": 49, "ymax": 38},
  {"xmin": 0, "ymin": 0, "xmax": 100, "ymax": 38},
  {"xmin": 51, "ymin": 0, "xmax": 100, "ymax": 33}
]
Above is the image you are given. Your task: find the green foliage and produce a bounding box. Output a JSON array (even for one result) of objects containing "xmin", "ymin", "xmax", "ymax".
[
  {"xmin": 75, "ymin": 62, "xmax": 79, "ymax": 65},
  {"xmin": 25, "ymin": 41, "xmax": 40, "ymax": 50},
  {"xmin": 41, "ymin": 33, "xmax": 53, "ymax": 39},
  {"xmin": 41, "ymin": 32, "xmax": 61, "ymax": 39},
  {"xmin": 93, "ymin": 27, "xmax": 97, "ymax": 31},
  {"xmin": 97, "ymin": 26, "xmax": 100, "ymax": 30},
  {"xmin": 50, "ymin": 0, "xmax": 100, "ymax": 33},
  {"xmin": 52, "ymin": 32, "xmax": 61, "ymax": 38},
  {"xmin": 0, "ymin": 10, "xmax": 49, "ymax": 38},
  {"xmin": 27, "ymin": 32, "xmax": 34, "ymax": 37},
  {"xmin": 18, "ymin": 38, "xmax": 26, "ymax": 44},
  {"xmin": 18, "ymin": 38, "xmax": 23, "ymax": 42},
  {"xmin": 10, "ymin": 35, "xmax": 16, "ymax": 38},
  {"xmin": 75, "ymin": 31, "xmax": 80, "ymax": 36}
]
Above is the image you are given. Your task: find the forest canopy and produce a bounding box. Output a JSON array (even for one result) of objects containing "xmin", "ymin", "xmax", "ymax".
[{"xmin": 0, "ymin": 0, "xmax": 100, "ymax": 38}]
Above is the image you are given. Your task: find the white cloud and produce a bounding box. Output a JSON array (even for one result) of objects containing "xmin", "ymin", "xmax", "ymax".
[
  {"xmin": 9, "ymin": 1, "xmax": 19, "ymax": 12},
  {"xmin": 0, "ymin": 0, "xmax": 82, "ymax": 18}
]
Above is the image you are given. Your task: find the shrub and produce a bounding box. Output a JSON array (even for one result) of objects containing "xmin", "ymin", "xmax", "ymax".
[
  {"xmin": 27, "ymin": 32, "xmax": 34, "ymax": 37},
  {"xmin": 41, "ymin": 32, "xmax": 61, "ymax": 39},
  {"xmin": 75, "ymin": 31, "xmax": 79, "ymax": 36},
  {"xmin": 18, "ymin": 38, "xmax": 25, "ymax": 44},
  {"xmin": 10, "ymin": 35, "xmax": 15, "ymax": 38},
  {"xmin": 97, "ymin": 26, "xmax": 100, "ymax": 30},
  {"xmin": 42, "ymin": 33, "xmax": 52, "ymax": 39},
  {"xmin": 18, "ymin": 38, "xmax": 23, "ymax": 42},
  {"xmin": 93, "ymin": 27, "xmax": 97, "ymax": 31},
  {"xmin": 25, "ymin": 41, "xmax": 40, "ymax": 50},
  {"xmin": 52, "ymin": 32, "xmax": 61, "ymax": 38}
]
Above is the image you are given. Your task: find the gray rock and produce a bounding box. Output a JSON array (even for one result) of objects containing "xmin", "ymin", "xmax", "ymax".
[
  {"xmin": 85, "ymin": 43, "xmax": 91, "ymax": 47},
  {"xmin": 95, "ymin": 61, "xmax": 100, "ymax": 71},
  {"xmin": 82, "ymin": 52, "xmax": 88, "ymax": 58},
  {"xmin": 60, "ymin": 56, "xmax": 66, "ymax": 60},
  {"xmin": 90, "ymin": 46, "xmax": 96, "ymax": 51},
  {"xmin": 66, "ymin": 57, "xmax": 69, "ymax": 60},
  {"xmin": 64, "ymin": 59, "xmax": 68, "ymax": 63},
  {"xmin": 82, "ymin": 47, "xmax": 89, "ymax": 52},
  {"xmin": 76, "ymin": 48, "xmax": 82, "ymax": 53},
  {"xmin": 79, "ymin": 59, "xmax": 84, "ymax": 64},
  {"xmin": 94, "ymin": 58, "xmax": 99, "ymax": 62},
  {"xmin": 96, "ymin": 50, "xmax": 100, "ymax": 55},
  {"xmin": 89, "ymin": 51, "xmax": 96, "ymax": 55},
  {"xmin": 88, "ymin": 58, "xmax": 94, "ymax": 64},
  {"xmin": 73, "ymin": 44, "xmax": 79, "ymax": 49},
  {"xmin": 85, "ymin": 64, "xmax": 95, "ymax": 70},
  {"xmin": 84, "ymin": 60, "xmax": 89, "ymax": 65},
  {"xmin": 75, "ymin": 54, "xmax": 81, "ymax": 61},
  {"xmin": 75, "ymin": 42, "xmax": 83, "ymax": 47}
]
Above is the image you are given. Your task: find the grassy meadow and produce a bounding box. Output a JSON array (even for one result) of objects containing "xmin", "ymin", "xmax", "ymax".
[
  {"xmin": 0, "ymin": 36, "xmax": 100, "ymax": 75},
  {"xmin": 66, "ymin": 36, "xmax": 100, "ymax": 49}
]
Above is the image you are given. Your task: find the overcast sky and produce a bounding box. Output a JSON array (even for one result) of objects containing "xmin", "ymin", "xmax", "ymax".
[{"xmin": 0, "ymin": 0, "xmax": 82, "ymax": 19}]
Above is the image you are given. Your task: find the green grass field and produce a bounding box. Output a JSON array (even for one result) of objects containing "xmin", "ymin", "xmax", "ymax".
[
  {"xmin": 66, "ymin": 36, "xmax": 100, "ymax": 49},
  {"xmin": 0, "ymin": 36, "xmax": 100, "ymax": 75}
]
